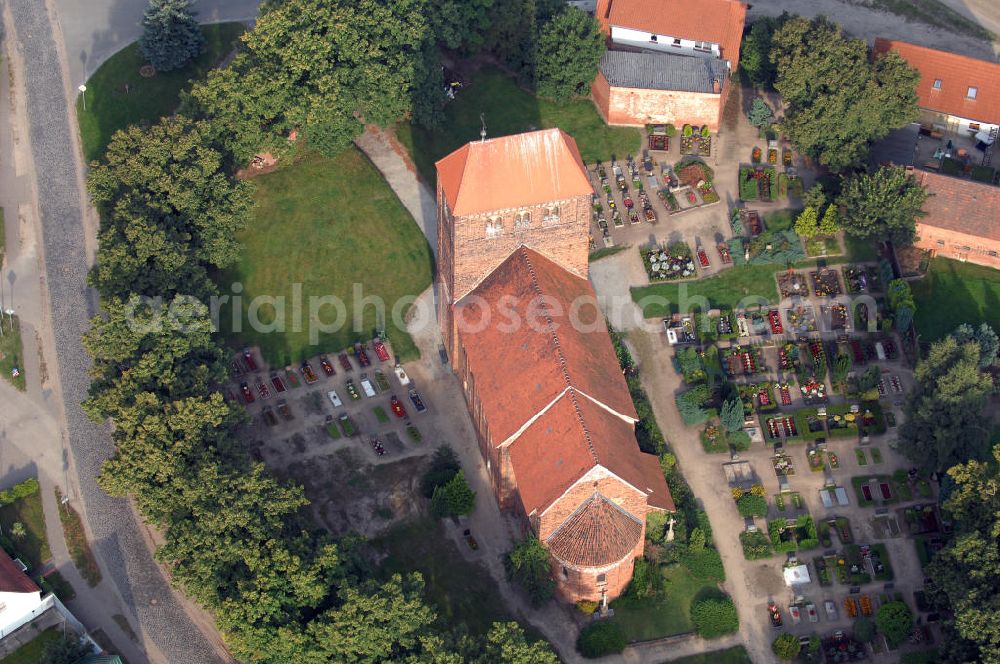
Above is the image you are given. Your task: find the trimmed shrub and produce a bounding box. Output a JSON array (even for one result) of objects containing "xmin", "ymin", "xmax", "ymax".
[
  {"xmin": 682, "ymin": 547, "xmax": 725, "ymax": 580},
  {"xmin": 876, "ymin": 601, "xmax": 914, "ymax": 647},
  {"xmin": 772, "ymin": 633, "xmax": 801, "ymax": 660},
  {"xmin": 740, "ymin": 530, "xmax": 772, "ymax": 560},
  {"xmin": 0, "ymin": 478, "xmax": 40, "ymax": 506},
  {"xmin": 737, "ymin": 494, "xmax": 768, "ymax": 517},
  {"xmin": 577, "ymin": 621, "xmax": 626, "ymax": 658},
  {"xmin": 691, "ymin": 597, "xmax": 739, "ymax": 638}
]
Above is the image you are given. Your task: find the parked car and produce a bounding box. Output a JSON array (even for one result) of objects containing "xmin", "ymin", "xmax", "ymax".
[
  {"xmin": 327, "ymin": 390, "xmax": 343, "ymax": 408},
  {"xmin": 806, "ymin": 603, "xmax": 818, "ymax": 623}
]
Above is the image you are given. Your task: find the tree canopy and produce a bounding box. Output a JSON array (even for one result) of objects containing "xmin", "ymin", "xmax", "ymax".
[
  {"xmin": 876, "ymin": 601, "xmax": 915, "ymax": 647},
  {"xmin": 534, "ymin": 7, "xmax": 605, "ymax": 101},
  {"xmin": 771, "ymin": 17, "xmax": 919, "ymax": 170},
  {"xmin": 837, "ymin": 166, "xmax": 928, "ymax": 245},
  {"xmin": 926, "ymin": 445, "xmax": 1000, "ymax": 663},
  {"xmin": 952, "ymin": 323, "xmax": 1000, "ymax": 369},
  {"xmin": 899, "ymin": 336, "xmax": 994, "ymax": 472},
  {"xmin": 139, "ymin": 0, "xmax": 205, "ymax": 72},
  {"xmin": 772, "ymin": 633, "xmax": 801, "ymax": 661},
  {"xmin": 187, "ymin": 0, "xmax": 435, "ymax": 161},
  {"xmin": 505, "ymin": 535, "xmax": 556, "ymax": 606}
]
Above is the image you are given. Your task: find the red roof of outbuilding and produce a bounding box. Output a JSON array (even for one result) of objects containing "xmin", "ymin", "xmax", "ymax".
[
  {"xmin": 874, "ymin": 39, "xmax": 1000, "ymax": 125},
  {"xmin": 0, "ymin": 549, "xmax": 39, "ymax": 594},
  {"xmin": 456, "ymin": 247, "xmax": 673, "ymax": 517},
  {"xmin": 915, "ymin": 170, "xmax": 1000, "ymax": 240},
  {"xmin": 602, "ymin": 0, "xmax": 747, "ymax": 67},
  {"xmin": 435, "ymin": 128, "xmax": 593, "ymax": 217}
]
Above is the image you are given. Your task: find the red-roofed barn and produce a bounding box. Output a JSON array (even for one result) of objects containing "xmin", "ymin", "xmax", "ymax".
[
  {"xmin": 437, "ymin": 129, "xmax": 673, "ymax": 603},
  {"xmin": 913, "ymin": 170, "xmax": 1000, "ymax": 269},
  {"xmin": 591, "ymin": 0, "xmax": 747, "ymax": 130}
]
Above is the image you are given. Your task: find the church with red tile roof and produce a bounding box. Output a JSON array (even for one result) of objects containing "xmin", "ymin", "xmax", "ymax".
[{"xmin": 436, "ymin": 128, "xmax": 673, "ymax": 603}]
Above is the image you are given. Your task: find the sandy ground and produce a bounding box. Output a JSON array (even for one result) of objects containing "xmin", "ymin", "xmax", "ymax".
[{"xmin": 749, "ymin": 0, "xmax": 998, "ymax": 59}]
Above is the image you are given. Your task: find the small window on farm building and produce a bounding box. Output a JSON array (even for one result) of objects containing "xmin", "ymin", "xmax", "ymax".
[
  {"xmin": 650, "ymin": 34, "xmax": 657, "ymax": 43},
  {"xmin": 544, "ymin": 206, "xmax": 560, "ymax": 223},
  {"xmin": 989, "ymin": 251, "xmax": 998, "ymax": 257},
  {"xmin": 596, "ymin": 573, "xmax": 607, "ymax": 584},
  {"xmin": 936, "ymin": 240, "xmax": 945, "ymax": 246},
  {"xmin": 932, "ymin": 79, "xmax": 942, "ymax": 90},
  {"xmin": 672, "ymin": 38, "xmax": 682, "ymax": 46},
  {"xmin": 970, "ymin": 123, "xmax": 981, "ymax": 131},
  {"xmin": 562, "ymin": 567, "xmax": 569, "ymax": 580},
  {"xmin": 967, "ymin": 86, "xmax": 978, "ymax": 99},
  {"xmin": 515, "ymin": 212, "xmax": 531, "ymax": 228}
]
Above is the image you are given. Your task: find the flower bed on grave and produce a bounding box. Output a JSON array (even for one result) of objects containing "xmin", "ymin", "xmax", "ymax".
[
  {"xmin": 766, "ymin": 416, "xmax": 799, "ymax": 442},
  {"xmin": 777, "ymin": 382, "xmax": 793, "ymax": 406},
  {"xmin": 844, "ymin": 265, "xmax": 881, "ymax": 293},
  {"xmin": 680, "ymin": 126, "xmax": 712, "ymax": 155},
  {"xmin": 777, "ymin": 271, "xmax": 809, "ymax": 298},
  {"xmin": 826, "ymin": 405, "xmax": 859, "ymax": 438},
  {"xmin": 800, "ymin": 377, "xmax": 827, "ymax": 403},
  {"xmin": 740, "ymin": 383, "xmax": 777, "ymax": 413},
  {"xmin": 794, "ymin": 407, "xmax": 827, "ymax": 440},
  {"xmin": 676, "ymin": 159, "xmax": 720, "ymax": 205},
  {"xmin": 769, "ymin": 309, "xmax": 784, "ymax": 335},
  {"xmin": 778, "ymin": 343, "xmax": 799, "ymax": 373},
  {"xmin": 808, "ymin": 447, "xmax": 826, "ymax": 472},
  {"xmin": 643, "ymin": 242, "xmax": 695, "ymax": 281},
  {"xmin": 828, "ymin": 303, "xmax": 849, "ymax": 330},
  {"xmin": 786, "ymin": 305, "xmax": 817, "ymax": 334},
  {"xmin": 810, "ymin": 268, "xmax": 843, "ymax": 297},
  {"xmin": 723, "ymin": 345, "xmax": 763, "ymax": 376},
  {"xmin": 657, "ymin": 188, "xmax": 680, "ymax": 212}
]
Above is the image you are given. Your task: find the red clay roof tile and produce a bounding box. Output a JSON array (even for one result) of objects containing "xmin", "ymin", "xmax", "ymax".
[
  {"xmin": 0, "ymin": 549, "xmax": 39, "ymax": 594},
  {"xmin": 435, "ymin": 129, "xmax": 593, "ymax": 217},
  {"xmin": 457, "ymin": 247, "xmax": 672, "ymax": 515},
  {"xmin": 916, "ymin": 170, "xmax": 1000, "ymax": 240},
  {"xmin": 874, "ymin": 39, "xmax": 1000, "ymax": 125},
  {"xmin": 604, "ymin": 0, "xmax": 747, "ymax": 68},
  {"xmin": 546, "ymin": 493, "xmax": 644, "ymax": 568}
]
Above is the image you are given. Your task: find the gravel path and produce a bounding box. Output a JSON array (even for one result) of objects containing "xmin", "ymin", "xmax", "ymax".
[{"xmin": 6, "ymin": 1, "xmax": 225, "ymax": 662}]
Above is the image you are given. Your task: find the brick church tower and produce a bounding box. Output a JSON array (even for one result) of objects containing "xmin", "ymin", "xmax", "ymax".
[{"xmin": 434, "ymin": 128, "xmax": 595, "ymax": 363}]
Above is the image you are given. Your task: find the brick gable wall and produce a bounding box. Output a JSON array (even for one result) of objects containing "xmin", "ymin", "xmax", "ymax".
[
  {"xmin": 594, "ymin": 80, "xmax": 723, "ymax": 130},
  {"xmin": 915, "ymin": 222, "xmax": 1000, "ymax": 270}
]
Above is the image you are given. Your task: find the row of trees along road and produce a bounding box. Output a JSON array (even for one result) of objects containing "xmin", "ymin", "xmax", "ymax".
[{"xmin": 82, "ymin": 0, "xmax": 614, "ymax": 659}]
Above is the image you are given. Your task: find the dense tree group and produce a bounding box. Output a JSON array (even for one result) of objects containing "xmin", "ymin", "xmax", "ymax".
[
  {"xmin": 899, "ymin": 334, "xmax": 994, "ymax": 473},
  {"xmin": 926, "ymin": 445, "xmax": 1000, "ymax": 662},
  {"xmin": 533, "ymin": 7, "xmax": 605, "ymax": 101},
  {"xmin": 770, "ymin": 17, "xmax": 919, "ymax": 170}
]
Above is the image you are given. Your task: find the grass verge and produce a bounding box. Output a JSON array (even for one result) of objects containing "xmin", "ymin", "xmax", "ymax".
[
  {"xmin": 55, "ymin": 489, "xmax": 102, "ymax": 587},
  {"xmin": 589, "ymin": 245, "xmax": 629, "ymax": 262},
  {"xmin": 0, "ymin": 486, "xmax": 50, "ymax": 569},
  {"xmin": 669, "ymin": 646, "xmax": 753, "ymax": 664},
  {"xmin": 42, "ymin": 569, "xmax": 76, "ymax": 602},
  {"xmin": 610, "ymin": 563, "xmax": 722, "ymax": 642},
  {"xmin": 0, "ymin": 626, "xmax": 61, "ymax": 664},
  {"xmin": 215, "ymin": 149, "xmax": 433, "ymax": 365},
  {"xmin": 77, "ymin": 22, "xmax": 246, "ymax": 162},
  {"xmin": 396, "ymin": 66, "xmax": 641, "ymax": 186},
  {"xmin": 911, "ymin": 257, "xmax": 1000, "ymax": 341},
  {"xmin": 632, "ymin": 265, "xmax": 779, "ymax": 317}
]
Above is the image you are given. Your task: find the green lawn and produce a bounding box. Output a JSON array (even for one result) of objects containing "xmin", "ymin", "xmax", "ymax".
[
  {"xmin": 0, "ymin": 627, "xmax": 60, "ymax": 664},
  {"xmin": 216, "ymin": 149, "xmax": 433, "ymax": 365},
  {"xmin": 0, "ymin": 488, "xmax": 50, "ymax": 569},
  {"xmin": 911, "ymin": 258, "xmax": 1000, "ymax": 341},
  {"xmin": 396, "ymin": 66, "xmax": 641, "ymax": 185},
  {"xmin": 661, "ymin": 646, "xmax": 753, "ymax": 664},
  {"xmin": 610, "ymin": 563, "xmax": 720, "ymax": 641},
  {"xmin": 0, "ymin": 210, "xmax": 24, "ymax": 391},
  {"xmin": 632, "ymin": 265, "xmax": 779, "ymax": 317},
  {"xmin": 77, "ymin": 22, "xmax": 245, "ymax": 162},
  {"xmin": 372, "ymin": 518, "xmax": 514, "ymax": 636}
]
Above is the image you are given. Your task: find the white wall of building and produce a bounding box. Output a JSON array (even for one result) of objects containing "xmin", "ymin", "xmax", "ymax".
[
  {"xmin": 610, "ymin": 26, "xmax": 720, "ymax": 59},
  {"xmin": 0, "ymin": 590, "xmax": 45, "ymax": 638}
]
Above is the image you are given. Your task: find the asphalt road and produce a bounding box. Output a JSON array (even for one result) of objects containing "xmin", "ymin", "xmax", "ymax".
[
  {"xmin": 56, "ymin": 0, "xmax": 260, "ymax": 85},
  {"xmin": 6, "ymin": 1, "xmax": 227, "ymax": 662}
]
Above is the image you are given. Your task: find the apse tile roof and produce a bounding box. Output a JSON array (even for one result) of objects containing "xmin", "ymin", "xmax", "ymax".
[
  {"xmin": 916, "ymin": 170, "xmax": 1000, "ymax": 240},
  {"xmin": 546, "ymin": 493, "xmax": 644, "ymax": 568},
  {"xmin": 435, "ymin": 128, "xmax": 593, "ymax": 217},
  {"xmin": 0, "ymin": 549, "xmax": 39, "ymax": 594},
  {"xmin": 603, "ymin": 0, "xmax": 747, "ymax": 67},
  {"xmin": 874, "ymin": 39, "xmax": 1000, "ymax": 125}
]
